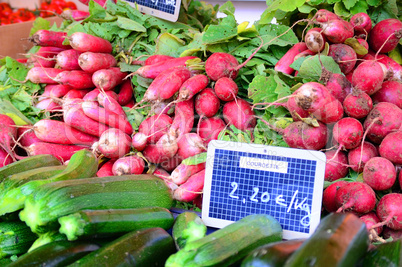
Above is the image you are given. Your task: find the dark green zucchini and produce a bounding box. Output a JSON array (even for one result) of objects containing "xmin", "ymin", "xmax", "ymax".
[
  {"xmin": 69, "ymin": 227, "xmax": 176, "ymax": 266},
  {"xmin": 7, "ymin": 240, "xmax": 100, "ymax": 267},
  {"xmin": 0, "ymin": 221, "xmax": 37, "ymax": 259},
  {"xmin": 357, "ymin": 239, "xmax": 402, "ymax": 267},
  {"xmin": 58, "ymin": 207, "xmax": 174, "ymax": 241},
  {"xmin": 284, "ymin": 212, "xmax": 369, "ymax": 267},
  {"xmin": 166, "ymin": 214, "xmax": 283, "ymax": 267},
  {"xmin": 241, "ymin": 239, "xmax": 306, "ymax": 267}
]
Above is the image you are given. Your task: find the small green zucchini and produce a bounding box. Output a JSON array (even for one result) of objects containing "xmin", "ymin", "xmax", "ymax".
[
  {"xmin": 0, "ymin": 221, "xmax": 37, "ymax": 259},
  {"xmin": 68, "ymin": 227, "xmax": 176, "ymax": 266},
  {"xmin": 58, "ymin": 207, "xmax": 174, "ymax": 241},
  {"xmin": 7, "ymin": 240, "xmax": 100, "ymax": 267},
  {"xmin": 165, "ymin": 214, "xmax": 283, "ymax": 267},
  {"xmin": 172, "ymin": 211, "xmax": 207, "ymax": 250},
  {"xmin": 284, "ymin": 212, "xmax": 369, "ymax": 267}
]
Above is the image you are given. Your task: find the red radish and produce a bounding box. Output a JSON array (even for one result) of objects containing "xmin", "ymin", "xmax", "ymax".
[
  {"xmin": 68, "ymin": 32, "xmax": 113, "ymax": 53},
  {"xmin": 49, "ymin": 85, "xmax": 73, "ymax": 98},
  {"xmin": 124, "ymin": 100, "xmax": 135, "ymax": 109},
  {"xmin": 97, "ymin": 128, "xmax": 132, "ymax": 159},
  {"xmin": 142, "ymin": 144, "xmax": 166, "ymax": 164},
  {"xmin": 324, "ymin": 150, "xmax": 348, "ymax": 182},
  {"xmin": 97, "ymin": 93, "xmax": 126, "ymax": 117},
  {"xmin": 17, "ymin": 128, "xmax": 41, "ymax": 148},
  {"xmin": 139, "ymin": 114, "xmax": 173, "ymax": 144},
  {"xmin": 324, "ymin": 72, "xmax": 352, "ymax": 103},
  {"xmin": 283, "ymin": 121, "xmax": 328, "ymax": 150},
  {"xmin": 169, "ymin": 99, "xmax": 195, "ymax": 139},
  {"xmin": 117, "ymin": 79, "xmax": 134, "ymax": 106},
  {"xmin": 304, "ymin": 27, "xmax": 326, "ymax": 53},
  {"xmin": 82, "ymin": 101, "xmax": 133, "ymax": 135},
  {"xmin": 214, "ymin": 77, "xmax": 239, "ymax": 102},
  {"xmin": 131, "ymin": 132, "xmax": 148, "ymax": 151},
  {"xmin": 0, "ymin": 148, "xmax": 13, "ymax": 167},
  {"xmin": 63, "ymin": 105, "xmax": 109, "ymax": 137},
  {"xmin": 322, "ymin": 180, "xmax": 349, "ymax": 212},
  {"xmin": 223, "ymin": 98, "xmax": 256, "ymax": 131},
  {"xmin": 293, "ymin": 49, "xmax": 316, "ymax": 61},
  {"xmin": 38, "ymin": 84, "xmax": 56, "ymax": 101},
  {"xmin": 363, "ymin": 157, "xmax": 396, "ymax": 191},
  {"xmin": 29, "ymin": 30, "xmax": 71, "ymax": 49},
  {"xmin": 30, "ymin": 46, "xmax": 64, "ymax": 68},
  {"xmin": 320, "ymin": 19, "xmax": 354, "ymax": 44},
  {"xmin": 314, "ymin": 9, "xmax": 340, "ymax": 23},
  {"xmin": 350, "ymin": 12, "xmax": 372, "ymax": 35},
  {"xmin": 382, "ymin": 227, "xmax": 402, "ymax": 241},
  {"xmin": 177, "ymin": 133, "xmax": 206, "ymax": 160},
  {"xmin": 60, "ymin": 9, "xmax": 90, "ymax": 21},
  {"xmin": 62, "ymin": 98, "xmax": 84, "ymax": 113},
  {"xmin": 27, "ymin": 142, "xmax": 89, "ymax": 162},
  {"xmin": 92, "ymin": 67, "xmax": 127, "ymax": 91},
  {"xmin": 360, "ymin": 212, "xmax": 383, "ymax": 240},
  {"xmin": 173, "ymin": 169, "xmax": 205, "ymax": 202},
  {"xmin": 343, "ymin": 89, "xmax": 373, "ymax": 119},
  {"xmin": 56, "ymin": 49, "xmax": 82, "ymax": 70},
  {"xmin": 363, "ymin": 102, "xmax": 402, "ymax": 144},
  {"xmin": 178, "ymin": 74, "xmax": 209, "ymax": 101},
  {"xmin": 33, "ymin": 119, "xmax": 98, "ymax": 146},
  {"xmin": 378, "ymin": 131, "xmax": 402, "ymax": 165},
  {"xmin": 198, "ymin": 116, "xmax": 226, "ymax": 144},
  {"xmin": 314, "ymin": 96, "xmax": 344, "ymax": 124},
  {"xmin": 142, "ymin": 66, "xmax": 192, "ymax": 102},
  {"xmin": 328, "ymin": 44, "xmax": 357, "ymax": 75},
  {"xmin": 78, "ymin": 52, "xmax": 117, "ymax": 73},
  {"xmin": 112, "ymin": 155, "xmax": 145, "ymax": 176},
  {"xmin": 286, "ymin": 96, "xmax": 310, "ymax": 121},
  {"xmin": 368, "ymin": 18, "xmax": 402, "ymax": 53},
  {"xmin": 170, "ymin": 162, "xmax": 206, "ymax": 185},
  {"xmin": 63, "ymin": 89, "xmax": 91, "ymax": 100},
  {"xmin": 35, "ymin": 99, "xmax": 60, "ymax": 111},
  {"xmin": 53, "ymin": 70, "xmax": 95, "ymax": 89},
  {"xmin": 160, "ymin": 154, "xmax": 182, "ymax": 173},
  {"xmin": 143, "ymin": 55, "xmax": 175, "ymax": 66},
  {"xmin": 27, "ymin": 67, "xmax": 63, "ymax": 84},
  {"xmin": 155, "ymin": 133, "xmax": 179, "ymax": 159},
  {"xmin": 274, "ymin": 42, "xmax": 308, "ymax": 75},
  {"xmin": 352, "ymin": 60, "xmax": 385, "ymax": 95},
  {"xmin": 371, "ymin": 80, "xmax": 402, "ymax": 108},
  {"xmin": 372, "ymin": 193, "xmax": 402, "ymax": 230},
  {"xmin": 83, "ymin": 89, "xmax": 118, "ymax": 102},
  {"xmin": 195, "ymin": 88, "xmax": 220, "ymax": 118},
  {"xmin": 335, "ymin": 181, "xmax": 376, "ymax": 214},
  {"xmin": 150, "ymin": 99, "xmax": 173, "ymax": 116},
  {"xmin": 135, "ymin": 56, "xmax": 198, "ymax": 79},
  {"xmin": 0, "ymin": 114, "xmax": 17, "ymax": 160},
  {"xmin": 153, "ymin": 167, "xmax": 179, "ymax": 192},
  {"xmin": 375, "ymin": 53, "xmax": 402, "ymax": 82},
  {"xmin": 333, "ymin": 117, "xmax": 364, "ymax": 150},
  {"xmin": 348, "ymin": 141, "xmax": 378, "ymax": 173},
  {"xmin": 96, "ymin": 159, "xmax": 115, "ymax": 177}
]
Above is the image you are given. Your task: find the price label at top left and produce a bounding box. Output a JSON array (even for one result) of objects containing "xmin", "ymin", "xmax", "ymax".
[{"xmin": 123, "ymin": 0, "xmax": 181, "ymax": 22}]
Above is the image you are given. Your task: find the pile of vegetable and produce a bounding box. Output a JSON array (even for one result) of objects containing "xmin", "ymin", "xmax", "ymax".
[{"xmin": 0, "ymin": 0, "xmax": 401, "ymax": 264}]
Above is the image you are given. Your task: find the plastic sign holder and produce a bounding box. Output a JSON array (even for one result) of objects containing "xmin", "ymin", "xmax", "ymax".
[
  {"xmin": 123, "ymin": 0, "xmax": 181, "ymax": 22},
  {"xmin": 202, "ymin": 140, "xmax": 326, "ymax": 240}
]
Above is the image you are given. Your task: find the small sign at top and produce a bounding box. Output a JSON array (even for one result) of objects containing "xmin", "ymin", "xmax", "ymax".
[
  {"xmin": 202, "ymin": 140, "xmax": 326, "ymax": 240},
  {"xmin": 123, "ymin": 0, "xmax": 181, "ymax": 22}
]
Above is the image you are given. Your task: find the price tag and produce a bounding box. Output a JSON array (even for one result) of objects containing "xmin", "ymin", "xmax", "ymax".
[
  {"xmin": 123, "ymin": 0, "xmax": 181, "ymax": 22},
  {"xmin": 202, "ymin": 140, "xmax": 326, "ymax": 240}
]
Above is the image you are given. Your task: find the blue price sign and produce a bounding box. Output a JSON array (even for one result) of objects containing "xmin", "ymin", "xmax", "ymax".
[
  {"xmin": 202, "ymin": 140, "xmax": 326, "ymax": 240},
  {"xmin": 123, "ymin": 0, "xmax": 181, "ymax": 22}
]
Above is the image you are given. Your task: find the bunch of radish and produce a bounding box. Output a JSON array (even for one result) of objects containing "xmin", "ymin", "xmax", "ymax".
[
  {"xmin": 18, "ymin": 31, "xmax": 135, "ymax": 165},
  {"xmin": 271, "ymin": 10, "xmax": 402, "ymax": 242}
]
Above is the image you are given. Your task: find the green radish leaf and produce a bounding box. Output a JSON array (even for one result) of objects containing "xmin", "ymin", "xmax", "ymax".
[
  {"xmin": 265, "ymin": 0, "xmax": 307, "ymax": 12},
  {"xmin": 345, "ymin": 38, "xmax": 368, "ymax": 56},
  {"xmin": 218, "ymin": 1, "xmax": 235, "ymax": 16},
  {"xmin": 116, "ymin": 16, "xmax": 146, "ymax": 32},
  {"xmin": 297, "ymin": 55, "xmax": 342, "ymax": 81},
  {"xmin": 155, "ymin": 33, "xmax": 186, "ymax": 56},
  {"xmin": 182, "ymin": 153, "xmax": 207, "ymax": 165},
  {"xmin": 367, "ymin": 0, "xmax": 381, "ymax": 6},
  {"xmin": 343, "ymin": 0, "xmax": 358, "ymax": 10},
  {"xmin": 350, "ymin": 0, "xmax": 369, "ymax": 13}
]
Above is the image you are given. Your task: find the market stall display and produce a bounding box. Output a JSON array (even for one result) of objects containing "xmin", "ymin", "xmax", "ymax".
[{"xmin": 0, "ymin": 0, "xmax": 401, "ymax": 265}]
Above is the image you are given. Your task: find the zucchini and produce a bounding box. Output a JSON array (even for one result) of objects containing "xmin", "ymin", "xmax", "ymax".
[
  {"xmin": 172, "ymin": 211, "xmax": 207, "ymax": 250},
  {"xmin": 0, "ymin": 149, "xmax": 98, "ymax": 216},
  {"xmin": 357, "ymin": 239, "xmax": 402, "ymax": 267},
  {"xmin": 58, "ymin": 207, "xmax": 174, "ymax": 241},
  {"xmin": 19, "ymin": 174, "xmax": 173, "ymax": 233},
  {"xmin": 28, "ymin": 231, "xmax": 67, "ymax": 252},
  {"xmin": 165, "ymin": 214, "xmax": 283, "ymax": 267},
  {"xmin": 241, "ymin": 239, "xmax": 305, "ymax": 267},
  {"xmin": 7, "ymin": 240, "xmax": 100, "ymax": 267},
  {"xmin": 0, "ymin": 221, "xmax": 37, "ymax": 259},
  {"xmin": 284, "ymin": 212, "xmax": 369, "ymax": 267},
  {"xmin": 0, "ymin": 154, "xmax": 61, "ymax": 181},
  {"xmin": 69, "ymin": 227, "xmax": 176, "ymax": 266}
]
